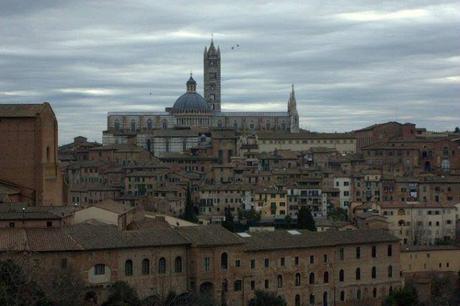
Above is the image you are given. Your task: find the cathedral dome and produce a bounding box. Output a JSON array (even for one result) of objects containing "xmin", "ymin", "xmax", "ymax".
[{"xmin": 172, "ymin": 75, "xmax": 210, "ymax": 113}]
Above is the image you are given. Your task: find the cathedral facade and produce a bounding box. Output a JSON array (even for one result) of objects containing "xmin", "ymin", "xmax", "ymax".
[{"xmin": 104, "ymin": 40, "xmax": 299, "ymax": 146}]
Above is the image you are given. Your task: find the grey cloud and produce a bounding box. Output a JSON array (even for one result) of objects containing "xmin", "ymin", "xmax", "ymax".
[{"xmin": 0, "ymin": 0, "xmax": 459, "ymax": 143}]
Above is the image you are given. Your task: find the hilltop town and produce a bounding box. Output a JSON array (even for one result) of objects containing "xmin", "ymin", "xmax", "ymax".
[{"xmin": 1, "ymin": 40, "xmax": 459, "ymax": 306}]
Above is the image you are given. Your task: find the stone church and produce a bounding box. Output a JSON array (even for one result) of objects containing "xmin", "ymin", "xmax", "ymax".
[{"xmin": 103, "ymin": 40, "xmax": 299, "ymax": 150}]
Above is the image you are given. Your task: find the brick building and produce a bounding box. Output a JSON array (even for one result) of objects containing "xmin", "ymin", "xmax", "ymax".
[
  {"xmin": 0, "ymin": 223, "xmax": 401, "ymax": 306},
  {"xmin": 0, "ymin": 103, "xmax": 63, "ymax": 205}
]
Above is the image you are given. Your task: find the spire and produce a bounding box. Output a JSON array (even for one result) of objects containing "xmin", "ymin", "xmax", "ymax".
[{"xmin": 288, "ymin": 84, "xmax": 297, "ymax": 113}]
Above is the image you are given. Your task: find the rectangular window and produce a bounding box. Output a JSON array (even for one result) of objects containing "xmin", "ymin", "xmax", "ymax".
[
  {"xmin": 280, "ymin": 257, "xmax": 285, "ymax": 267},
  {"xmin": 234, "ymin": 280, "xmax": 242, "ymax": 291},
  {"xmin": 339, "ymin": 248, "xmax": 344, "ymax": 260},
  {"xmin": 264, "ymin": 279, "xmax": 269, "ymax": 289},
  {"xmin": 235, "ymin": 259, "xmax": 241, "ymax": 267},
  {"xmin": 251, "ymin": 259, "xmax": 255, "ymax": 269},
  {"xmin": 61, "ymin": 258, "xmax": 68, "ymax": 269},
  {"xmin": 310, "ymin": 255, "xmax": 314, "ymax": 264},
  {"xmin": 295, "ymin": 256, "xmax": 299, "ymax": 266},
  {"xmin": 250, "ymin": 280, "xmax": 255, "ymax": 290},
  {"xmin": 264, "ymin": 258, "xmax": 270, "ymax": 268},
  {"xmin": 94, "ymin": 264, "xmax": 105, "ymax": 275},
  {"xmin": 356, "ymin": 247, "xmax": 361, "ymax": 259},
  {"xmin": 204, "ymin": 257, "xmax": 211, "ymax": 272}
]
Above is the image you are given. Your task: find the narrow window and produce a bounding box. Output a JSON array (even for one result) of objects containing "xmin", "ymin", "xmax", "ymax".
[
  {"xmin": 309, "ymin": 272, "xmax": 315, "ymax": 284},
  {"xmin": 339, "ymin": 269, "xmax": 344, "ymax": 282},
  {"xmin": 356, "ymin": 268, "xmax": 361, "ymax": 280},
  {"xmin": 125, "ymin": 259, "xmax": 133, "ymax": 276},
  {"xmin": 277, "ymin": 275, "xmax": 283, "ymax": 288},
  {"xmin": 323, "ymin": 271, "xmax": 329, "ymax": 283},
  {"xmin": 175, "ymin": 256, "xmax": 182, "ymax": 273},
  {"xmin": 388, "ymin": 245, "xmax": 393, "ymax": 256},
  {"xmin": 142, "ymin": 258, "xmax": 150, "ymax": 275},
  {"xmin": 158, "ymin": 257, "xmax": 166, "ymax": 274},
  {"xmin": 372, "ymin": 266, "xmax": 376, "ymax": 279},
  {"xmin": 221, "ymin": 252, "xmax": 228, "ymax": 270},
  {"xmin": 295, "ymin": 273, "xmax": 301, "ymax": 286}
]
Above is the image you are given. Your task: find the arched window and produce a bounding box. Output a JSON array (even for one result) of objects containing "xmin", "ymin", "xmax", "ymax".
[
  {"xmin": 295, "ymin": 273, "xmax": 301, "ymax": 286},
  {"xmin": 147, "ymin": 119, "xmax": 153, "ymax": 130},
  {"xmin": 295, "ymin": 295, "xmax": 301, "ymax": 306},
  {"xmin": 309, "ymin": 272, "xmax": 315, "ymax": 284},
  {"xmin": 114, "ymin": 119, "xmax": 120, "ymax": 130},
  {"xmin": 323, "ymin": 291, "xmax": 328, "ymax": 306},
  {"xmin": 141, "ymin": 258, "xmax": 150, "ymax": 275},
  {"xmin": 323, "ymin": 271, "xmax": 329, "ymax": 283},
  {"xmin": 309, "ymin": 294, "xmax": 315, "ymax": 305},
  {"xmin": 130, "ymin": 119, "xmax": 136, "ymax": 131},
  {"xmin": 357, "ymin": 289, "xmax": 362, "ymax": 300},
  {"xmin": 125, "ymin": 259, "xmax": 133, "ymax": 276},
  {"xmin": 340, "ymin": 290, "xmax": 345, "ymax": 301},
  {"xmin": 221, "ymin": 252, "xmax": 228, "ymax": 270},
  {"xmin": 372, "ymin": 266, "xmax": 377, "ymax": 279},
  {"xmin": 356, "ymin": 268, "xmax": 361, "ymax": 280},
  {"xmin": 175, "ymin": 256, "xmax": 182, "ymax": 273},
  {"xmin": 277, "ymin": 275, "xmax": 283, "ymax": 288},
  {"xmin": 388, "ymin": 265, "xmax": 393, "ymax": 278},
  {"xmin": 158, "ymin": 257, "xmax": 166, "ymax": 274},
  {"xmin": 339, "ymin": 269, "xmax": 344, "ymax": 282}
]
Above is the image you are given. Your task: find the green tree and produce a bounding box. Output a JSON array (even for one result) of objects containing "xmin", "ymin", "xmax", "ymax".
[
  {"xmin": 327, "ymin": 207, "xmax": 348, "ymax": 221},
  {"xmin": 222, "ymin": 207, "xmax": 235, "ymax": 232},
  {"xmin": 430, "ymin": 274, "xmax": 459, "ymax": 306},
  {"xmin": 0, "ymin": 259, "xmax": 51, "ymax": 306},
  {"xmin": 102, "ymin": 281, "xmax": 141, "ymax": 306},
  {"xmin": 384, "ymin": 284, "xmax": 418, "ymax": 306},
  {"xmin": 241, "ymin": 207, "xmax": 261, "ymax": 225},
  {"xmin": 296, "ymin": 207, "xmax": 316, "ymax": 231},
  {"xmin": 38, "ymin": 266, "xmax": 85, "ymax": 306},
  {"xmin": 252, "ymin": 290, "xmax": 287, "ymax": 306},
  {"xmin": 182, "ymin": 186, "xmax": 197, "ymax": 223}
]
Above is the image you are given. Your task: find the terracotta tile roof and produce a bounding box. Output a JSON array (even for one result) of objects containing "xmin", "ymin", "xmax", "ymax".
[
  {"xmin": 241, "ymin": 229, "xmax": 399, "ymax": 251},
  {"xmin": 380, "ymin": 202, "xmax": 457, "ymax": 209},
  {"xmin": 177, "ymin": 225, "xmax": 244, "ymax": 247}
]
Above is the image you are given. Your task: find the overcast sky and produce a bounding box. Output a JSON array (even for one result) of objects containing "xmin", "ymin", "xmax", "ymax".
[{"xmin": 1, "ymin": 0, "xmax": 459, "ymax": 144}]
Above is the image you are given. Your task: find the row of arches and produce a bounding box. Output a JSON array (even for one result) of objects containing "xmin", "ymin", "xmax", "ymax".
[
  {"xmin": 124, "ymin": 256, "xmax": 182, "ymax": 276},
  {"xmin": 113, "ymin": 118, "xmax": 169, "ymax": 131}
]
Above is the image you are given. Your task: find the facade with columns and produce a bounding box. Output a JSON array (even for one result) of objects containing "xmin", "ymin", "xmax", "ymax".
[{"xmin": 104, "ymin": 40, "xmax": 299, "ymax": 146}]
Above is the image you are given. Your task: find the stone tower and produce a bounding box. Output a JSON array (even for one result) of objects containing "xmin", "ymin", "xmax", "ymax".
[
  {"xmin": 288, "ymin": 84, "xmax": 300, "ymax": 133},
  {"xmin": 203, "ymin": 39, "xmax": 221, "ymax": 112}
]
